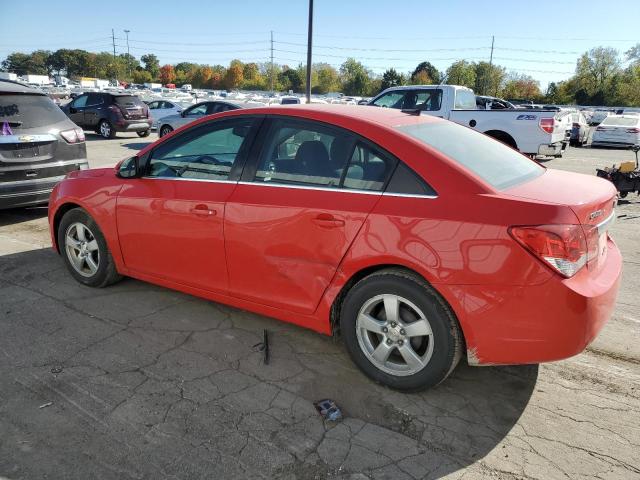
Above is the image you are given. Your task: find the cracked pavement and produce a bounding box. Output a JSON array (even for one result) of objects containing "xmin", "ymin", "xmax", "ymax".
[{"xmin": 0, "ymin": 136, "xmax": 639, "ymax": 479}]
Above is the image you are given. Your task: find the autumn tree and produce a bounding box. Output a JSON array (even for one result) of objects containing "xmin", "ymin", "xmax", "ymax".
[
  {"xmin": 224, "ymin": 64, "xmax": 244, "ymax": 90},
  {"xmin": 159, "ymin": 64, "xmax": 176, "ymax": 84},
  {"xmin": 501, "ymin": 73, "xmax": 541, "ymax": 100},
  {"xmin": 411, "ymin": 61, "xmax": 440, "ymax": 84}
]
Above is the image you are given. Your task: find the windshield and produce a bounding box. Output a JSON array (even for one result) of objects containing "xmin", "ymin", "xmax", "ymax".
[
  {"xmin": 0, "ymin": 93, "xmax": 68, "ymax": 128},
  {"xmin": 455, "ymin": 89, "xmax": 477, "ymax": 109},
  {"xmin": 601, "ymin": 116, "xmax": 638, "ymax": 127},
  {"xmin": 397, "ymin": 121, "xmax": 544, "ymax": 189}
]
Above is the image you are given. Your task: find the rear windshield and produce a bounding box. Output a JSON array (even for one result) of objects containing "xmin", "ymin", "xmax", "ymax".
[
  {"xmin": 397, "ymin": 121, "xmax": 544, "ymax": 189},
  {"xmin": 601, "ymin": 116, "xmax": 638, "ymax": 127},
  {"xmin": 0, "ymin": 93, "xmax": 68, "ymax": 128},
  {"xmin": 455, "ymin": 89, "xmax": 477, "ymax": 109},
  {"xmin": 114, "ymin": 95, "xmax": 145, "ymax": 106}
]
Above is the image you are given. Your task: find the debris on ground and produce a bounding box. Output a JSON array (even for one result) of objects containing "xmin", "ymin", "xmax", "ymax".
[
  {"xmin": 50, "ymin": 366, "xmax": 63, "ymax": 374},
  {"xmin": 252, "ymin": 329, "xmax": 270, "ymax": 365},
  {"xmin": 38, "ymin": 402, "xmax": 53, "ymax": 409},
  {"xmin": 314, "ymin": 399, "xmax": 343, "ymax": 421}
]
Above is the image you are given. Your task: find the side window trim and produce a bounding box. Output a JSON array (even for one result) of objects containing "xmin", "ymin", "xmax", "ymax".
[{"xmin": 140, "ymin": 115, "xmax": 264, "ymax": 182}]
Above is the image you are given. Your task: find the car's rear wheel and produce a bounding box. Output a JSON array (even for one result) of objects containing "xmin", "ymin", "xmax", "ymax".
[
  {"xmin": 340, "ymin": 269, "xmax": 463, "ymax": 391},
  {"xmin": 98, "ymin": 119, "xmax": 116, "ymax": 139},
  {"xmin": 137, "ymin": 129, "xmax": 150, "ymax": 138},
  {"xmin": 58, "ymin": 208, "xmax": 122, "ymax": 288},
  {"xmin": 159, "ymin": 125, "xmax": 173, "ymax": 137}
]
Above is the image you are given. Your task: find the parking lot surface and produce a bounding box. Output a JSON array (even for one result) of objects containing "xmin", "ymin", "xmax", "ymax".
[{"xmin": 1, "ymin": 136, "xmax": 639, "ymax": 480}]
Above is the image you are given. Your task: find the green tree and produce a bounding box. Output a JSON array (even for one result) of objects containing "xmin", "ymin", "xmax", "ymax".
[
  {"xmin": 340, "ymin": 58, "xmax": 371, "ymax": 96},
  {"xmin": 411, "ymin": 61, "xmax": 440, "ymax": 84},
  {"xmin": 474, "ymin": 61, "xmax": 505, "ymax": 96},
  {"xmin": 1, "ymin": 52, "xmax": 32, "ymax": 75},
  {"xmin": 314, "ymin": 63, "xmax": 340, "ymax": 94},
  {"xmin": 574, "ymin": 47, "xmax": 621, "ymax": 103},
  {"xmin": 141, "ymin": 54, "xmax": 160, "ymax": 79},
  {"xmin": 445, "ymin": 60, "xmax": 476, "ymax": 88},
  {"xmin": 132, "ymin": 70, "xmax": 152, "ymax": 84},
  {"xmin": 501, "ymin": 73, "xmax": 541, "ymax": 100},
  {"xmin": 278, "ymin": 68, "xmax": 304, "ymax": 92},
  {"xmin": 380, "ymin": 68, "xmax": 404, "ymax": 91}
]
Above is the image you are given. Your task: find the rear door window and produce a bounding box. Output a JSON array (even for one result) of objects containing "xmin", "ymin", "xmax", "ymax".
[
  {"xmin": 86, "ymin": 93, "xmax": 103, "ymax": 106},
  {"xmin": 0, "ymin": 93, "xmax": 68, "ymax": 128},
  {"xmin": 71, "ymin": 95, "xmax": 88, "ymax": 108},
  {"xmin": 343, "ymin": 143, "xmax": 396, "ymax": 191}
]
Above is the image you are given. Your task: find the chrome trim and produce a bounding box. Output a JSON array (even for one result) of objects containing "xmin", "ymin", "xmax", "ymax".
[
  {"xmin": 596, "ymin": 210, "xmax": 615, "ymax": 235},
  {"xmin": 236, "ymin": 181, "xmax": 381, "ymax": 195},
  {"xmin": 0, "ymin": 159, "xmax": 88, "ymax": 172},
  {"xmin": 0, "ymin": 134, "xmax": 57, "ymax": 144},
  {"xmin": 141, "ymin": 176, "xmax": 237, "ymax": 184},
  {"xmin": 0, "ymin": 188, "xmax": 55, "ymax": 198},
  {"xmin": 0, "ymin": 175, "xmax": 66, "ymax": 187},
  {"xmin": 382, "ymin": 192, "xmax": 438, "ymax": 199}
]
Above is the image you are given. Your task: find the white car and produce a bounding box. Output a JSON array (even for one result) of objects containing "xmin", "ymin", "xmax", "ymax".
[
  {"xmin": 591, "ymin": 115, "xmax": 640, "ymax": 148},
  {"xmin": 146, "ymin": 100, "xmax": 189, "ymax": 130}
]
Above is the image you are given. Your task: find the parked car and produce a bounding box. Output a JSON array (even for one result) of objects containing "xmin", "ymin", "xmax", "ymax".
[
  {"xmin": 475, "ymin": 95, "xmax": 516, "ymax": 110},
  {"xmin": 570, "ymin": 111, "xmax": 590, "ymax": 147},
  {"xmin": 145, "ymin": 100, "xmax": 189, "ymax": 130},
  {"xmin": 0, "ymin": 80, "xmax": 88, "ymax": 209},
  {"xmin": 48, "ymin": 105, "xmax": 620, "ymax": 391},
  {"xmin": 60, "ymin": 92, "xmax": 152, "ymax": 139},
  {"xmin": 591, "ymin": 115, "xmax": 640, "ymax": 148},
  {"xmin": 369, "ymin": 85, "xmax": 569, "ymax": 157},
  {"xmin": 156, "ymin": 100, "xmax": 263, "ymax": 137}
]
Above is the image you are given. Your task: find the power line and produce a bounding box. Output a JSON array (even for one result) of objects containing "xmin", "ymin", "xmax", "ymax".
[{"xmin": 114, "ymin": 38, "xmax": 267, "ymax": 47}]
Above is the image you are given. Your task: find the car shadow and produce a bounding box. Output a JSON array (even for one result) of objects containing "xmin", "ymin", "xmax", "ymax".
[
  {"xmin": 0, "ymin": 246, "xmax": 539, "ymax": 478},
  {"xmin": 122, "ymin": 142, "xmax": 152, "ymax": 151},
  {"xmin": 0, "ymin": 206, "xmax": 49, "ymax": 227}
]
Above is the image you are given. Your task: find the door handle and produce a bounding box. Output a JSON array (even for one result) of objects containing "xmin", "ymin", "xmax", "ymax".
[
  {"xmin": 191, "ymin": 204, "xmax": 216, "ymax": 216},
  {"xmin": 312, "ymin": 213, "xmax": 345, "ymax": 228}
]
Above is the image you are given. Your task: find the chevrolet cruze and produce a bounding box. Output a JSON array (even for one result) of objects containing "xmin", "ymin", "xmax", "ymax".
[{"xmin": 48, "ymin": 105, "xmax": 621, "ymax": 391}]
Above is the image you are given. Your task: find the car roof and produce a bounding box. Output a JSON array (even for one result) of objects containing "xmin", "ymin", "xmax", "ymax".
[{"xmin": 0, "ymin": 79, "xmax": 46, "ymax": 95}]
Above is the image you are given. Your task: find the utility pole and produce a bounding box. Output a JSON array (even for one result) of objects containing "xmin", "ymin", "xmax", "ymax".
[
  {"xmin": 270, "ymin": 30, "xmax": 274, "ymax": 93},
  {"xmin": 488, "ymin": 35, "xmax": 495, "ymax": 96},
  {"xmin": 112, "ymin": 28, "xmax": 116, "ymax": 60},
  {"xmin": 124, "ymin": 30, "xmax": 131, "ymax": 77},
  {"xmin": 305, "ymin": 0, "xmax": 313, "ymax": 104}
]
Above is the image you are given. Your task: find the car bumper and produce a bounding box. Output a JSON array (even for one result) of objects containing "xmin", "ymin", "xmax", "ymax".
[
  {"xmin": 591, "ymin": 140, "xmax": 636, "ymax": 148},
  {"xmin": 113, "ymin": 121, "xmax": 152, "ymax": 132},
  {"xmin": 439, "ymin": 236, "xmax": 622, "ymax": 365},
  {"xmin": 537, "ymin": 142, "xmax": 564, "ymax": 156}
]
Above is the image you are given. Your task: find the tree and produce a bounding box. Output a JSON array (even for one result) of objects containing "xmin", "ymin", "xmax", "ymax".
[
  {"xmin": 380, "ymin": 68, "xmax": 404, "ymax": 91},
  {"xmin": 410, "ymin": 70, "xmax": 432, "ymax": 85},
  {"xmin": 1, "ymin": 52, "xmax": 32, "ymax": 75},
  {"xmin": 340, "ymin": 58, "xmax": 371, "ymax": 96},
  {"xmin": 474, "ymin": 61, "xmax": 505, "ymax": 96},
  {"xmin": 501, "ymin": 73, "xmax": 541, "ymax": 100},
  {"xmin": 445, "ymin": 60, "xmax": 476, "ymax": 88},
  {"xmin": 278, "ymin": 68, "xmax": 304, "ymax": 92},
  {"xmin": 314, "ymin": 63, "xmax": 340, "ymax": 94},
  {"xmin": 132, "ymin": 70, "xmax": 152, "ymax": 84},
  {"xmin": 625, "ymin": 43, "xmax": 640, "ymax": 64},
  {"xmin": 192, "ymin": 66, "xmax": 213, "ymax": 88},
  {"xmin": 243, "ymin": 62, "xmax": 259, "ymax": 81},
  {"xmin": 574, "ymin": 47, "xmax": 620, "ymax": 102},
  {"xmin": 224, "ymin": 63, "xmax": 244, "ymax": 90},
  {"xmin": 159, "ymin": 64, "xmax": 176, "ymax": 84},
  {"xmin": 411, "ymin": 61, "xmax": 440, "ymax": 84},
  {"xmin": 141, "ymin": 54, "xmax": 160, "ymax": 79}
]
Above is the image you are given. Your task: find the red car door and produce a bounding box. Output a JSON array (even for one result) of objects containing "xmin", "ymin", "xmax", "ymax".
[
  {"xmin": 116, "ymin": 117, "xmax": 259, "ymax": 293},
  {"xmin": 224, "ymin": 117, "xmax": 396, "ymax": 314}
]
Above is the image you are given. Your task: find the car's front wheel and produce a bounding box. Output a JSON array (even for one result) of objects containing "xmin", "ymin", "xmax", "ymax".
[
  {"xmin": 340, "ymin": 269, "xmax": 463, "ymax": 391},
  {"xmin": 137, "ymin": 129, "xmax": 150, "ymax": 138},
  {"xmin": 98, "ymin": 119, "xmax": 116, "ymax": 139},
  {"xmin": 159, "ymin": 125, "xmax": 173, "ymax": 137},
  {"xmin": 58, "ymin": 208, "xmax": 122, "ymax": 288}
]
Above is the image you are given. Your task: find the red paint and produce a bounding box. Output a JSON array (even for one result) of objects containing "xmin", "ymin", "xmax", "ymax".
[{"xmin": 48, "ymin": 105, "xmax": 622, "ymax": 366}]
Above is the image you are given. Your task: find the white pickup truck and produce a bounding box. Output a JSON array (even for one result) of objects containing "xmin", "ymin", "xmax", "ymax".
[{"xmin": 368, "ymin": 85, "xmax": 569, "ymax": 157}]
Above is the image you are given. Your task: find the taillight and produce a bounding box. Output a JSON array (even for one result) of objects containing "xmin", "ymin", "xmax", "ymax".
[
  {"xmin": 509, "ymin": 224, "xmax": 588, "ymax": 278},
  {"xmin": 626, "ymin": 128, "xmax": 640, "ymax": 133},
  {"xmin": 539, "ymin": 118, "xmax": 555, "ymax": 134},
  {"xmin": 60, "ymin": 128, "xmax": 85, "ymax": 144},
  {"xmin": 572, "ymin": 122, "xmax": 580, "ymax": 128}
]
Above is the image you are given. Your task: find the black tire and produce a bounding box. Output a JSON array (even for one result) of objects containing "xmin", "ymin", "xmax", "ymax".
[
  {"xmin": 58, "ymin": 208, "xmax": 122, "ymax": 288},
  {"xmin": 98, "ymin": 119, "xmax": 116, "ymax": 139},
  {"xmin": 159, "ymin": 125, "xmax": 173, "ymax": 137},
  {"xmin": 340, "ymin": 268, "xmax": 463, "ymax": 391},
  {"xmin": 137, "ymin": 129, "xmax": 150, "ymax": 138}
]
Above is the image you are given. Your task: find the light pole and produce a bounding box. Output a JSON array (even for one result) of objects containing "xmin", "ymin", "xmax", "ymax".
[
  {"xmin": 306, "ymin": 0, "xmax": 313, "ymax": 104},
  {"xmin": 124, "ymin": 30, "xmax": 131, "ymax": 78}
]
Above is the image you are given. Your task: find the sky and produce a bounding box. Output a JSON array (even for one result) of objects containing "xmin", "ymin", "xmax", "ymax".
[{"xmin": 1, "ymin": 0, "xmax": 639, "ymax": 90}]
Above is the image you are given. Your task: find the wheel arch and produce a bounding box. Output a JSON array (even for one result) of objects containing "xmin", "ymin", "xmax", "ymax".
[
  {"xmin": 329, "ymin": 264, "xmax": 465, "ymax": 349},
  {"xmin": 52, "ymin": 202, "xmax": 84, "ymax": 252},
  {"xmin": 483, "ymin": 129, "xmax": 518, "ymax": 150}
]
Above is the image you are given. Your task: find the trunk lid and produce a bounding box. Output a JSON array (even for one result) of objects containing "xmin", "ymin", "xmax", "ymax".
[{"xmin": 504, "ymin": 168, "xmax": 617, "ymax": 272}]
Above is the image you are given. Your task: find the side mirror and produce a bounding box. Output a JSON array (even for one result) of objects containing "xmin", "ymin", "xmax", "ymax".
[
  {"xmin": 181, "ymin": 111, "xmax": 187, "ymax": 117},
  {"xmin": 116, "ymin": 156, "xmax": 139, "ymax": 178}
]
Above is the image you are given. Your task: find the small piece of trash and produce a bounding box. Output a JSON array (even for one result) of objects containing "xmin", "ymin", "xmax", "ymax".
[
  {"xmin": 314, "ymin": 399, "xmax": 342, "ymax": 421},
  {"xmin": 50, "ymin": 366, "xmax": 63, "ymax": 374},
  {"xmin": 252, "ymin": 329, "xmax": 270, "ymax": 365},
  {"xmin": 38, "ymin": 402, "xmax": 53, "ymax": 409}
]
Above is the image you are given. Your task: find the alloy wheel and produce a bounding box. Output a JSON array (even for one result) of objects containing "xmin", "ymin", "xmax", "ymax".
[
  {"xmin": 65, "ymin": 222, "xmax": 100, "ymax": 277},
  {"xmin": 100, "ymin": 121, "xmax": 111, "ymax": 138},
  {"xmin": 356, "ymin": 294, "xmax": 434, "ymax": 376}
]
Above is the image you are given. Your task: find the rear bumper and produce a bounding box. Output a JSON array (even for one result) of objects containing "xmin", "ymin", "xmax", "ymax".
[
  {"xmin": 113, "ymin": 120, "xmax": 152, "ymax": 132},
  {"xmin": 440, "ymin": 237, "xmax": 622, "ymax": 365},
  {"xmin": 538, "ymin": 142, "xmax": 564, "ymax": 156},
  {"xmin": 591, "ymin": 140, "xmax": 636, "ymax": 148}
]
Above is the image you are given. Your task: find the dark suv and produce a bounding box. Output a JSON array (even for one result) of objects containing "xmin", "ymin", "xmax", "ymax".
[
  {"xmin": 0, "ymin": 80, "xmax": 88, "ymax": 209},
  {"xmin": 61, "ymin": 92, "xmax": 152, "ymax": 139}
]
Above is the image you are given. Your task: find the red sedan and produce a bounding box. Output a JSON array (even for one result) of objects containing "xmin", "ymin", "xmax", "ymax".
[{"xmin": 48, "ymin": 106, "xmax": 621, "ymax": 391}]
